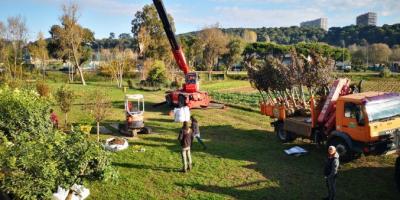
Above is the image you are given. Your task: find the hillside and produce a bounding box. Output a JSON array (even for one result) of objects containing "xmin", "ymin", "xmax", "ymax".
[{"xmin": 180, "ymin": 24, "xmax": 400, "ymax": 47}]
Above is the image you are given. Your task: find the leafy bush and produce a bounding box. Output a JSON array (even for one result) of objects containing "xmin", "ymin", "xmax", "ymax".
[
  {"xmin": 379, "ymin": 67, "xmax": 391, "ymax": 78},
  {"xmin": 0, "ymin": 131, "xmax": 112, "ymax": 200},
  {"xmin": 0, "ymin": 88, "xmax": 112, "ymax": 200},
  {"xmin": 6, "ymin": 79, "xmax": 23, "ymax": 89},
  {"xmin": 56, "ymin": 132, "xmax": 112, "ymax": 191},
  {"xmin": 36, "ymin": 81, "xmax": 51, "ymax": 97},
  {"xmin": 227, "ymin": 73, "xmax": 248, "ymax": 80},
  {"xmin": 145, "ymin": 60, "xmax": 167, "ymax": 86},
  {"xmin": 0, "ymin": 131, "xmax": 60, "ymax": 199},
  {"xmin": 0, "ymin": 86, "xmax": 51, "ymax": 140}
]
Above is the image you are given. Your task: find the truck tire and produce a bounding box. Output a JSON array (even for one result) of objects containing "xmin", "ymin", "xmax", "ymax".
[
  {"xmin": 395, "ymin": 156, "xmax": 400, "ymax": 191},
  {"xmin": 327, "ymin": 137, "xmax": 352, "ymax": 162},
  {"xmin": 275, "ymin": 123, "xmax": 295, "ymax": 143},
  {"xmin": 140, "ymin": 127, "xmax": 152, "ymax": 134},
  {"xmin": 178, "ymin": 95, "xmax": 186, "ymax": 108}
]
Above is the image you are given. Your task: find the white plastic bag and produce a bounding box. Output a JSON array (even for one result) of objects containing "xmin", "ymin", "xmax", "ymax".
[
  {"xmin": 183, "ymin": 106, "xmax": 190, "ymax": 121},
  {"xmin": 52, "ymin": 184, "xmax": 90, "ymax": 200},
  {"xmin": 174, "ymin": 106, "xmax": 191, "ymax": 122}
]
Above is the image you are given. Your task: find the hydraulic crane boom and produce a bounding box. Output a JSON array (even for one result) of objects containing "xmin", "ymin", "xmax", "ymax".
[
  {"xmin": 152, "ymin": 0, "xmax": 210, "ymax": 108},
  {"xmin": 152, "ymin": 0, "xmax": 189, "ymax": 74}
]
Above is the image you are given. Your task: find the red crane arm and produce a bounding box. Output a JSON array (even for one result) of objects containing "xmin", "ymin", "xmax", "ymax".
[
  {"xmin": 153, "ymin": 0, "xmax": 189, "ymax": 74},
  {"xmin": 173, "ymin": 49, "xmax": 189, "ymax": 74}
]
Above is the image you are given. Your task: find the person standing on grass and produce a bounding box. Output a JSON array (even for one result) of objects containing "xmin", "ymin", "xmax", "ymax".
[
  {"xmin": 323, "ymin": 146, "xmax": 339, "ymax": 200},
  {"xmin": 49, "ymin": 109, "xmax": 59, "ymax": 129},
  {"xmin": 191, "ymin": 116, "xmax": 206, "ymax": 150},
  {"xmin": 178, "ymin": 121, "xmax": 193, "ymax": 173}
]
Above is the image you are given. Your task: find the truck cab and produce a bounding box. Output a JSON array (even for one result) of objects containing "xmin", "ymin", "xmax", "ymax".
[{"xmin": 330, "ymin": 92, "xmax": 400, "ymax": 160}]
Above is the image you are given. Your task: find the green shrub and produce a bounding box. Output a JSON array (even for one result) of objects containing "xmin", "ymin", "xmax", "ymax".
[
  {"xmin": 227, "ymin": 73, "xmax": 248, "ymax": 80},
  {"xmin": 146, "ymin": 60, "xmax": 167, "ymax": 85},
  {"xmin": 0, "ymin": 86, "xmax": 51, "ymax": 140},
  {"xmin": 6, "ymin": 79, "xmax": 23, "ymax": 89},
  {"xmin": 0, "ymin": 130, "xmax": 112, "ymax": 200},
  {"xmin": 0, "ymin": 88, "xmax": 112, "ymax": 199}
]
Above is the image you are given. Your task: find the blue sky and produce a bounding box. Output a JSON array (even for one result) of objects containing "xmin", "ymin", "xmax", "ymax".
[{"xmin": 0, "ymin": 0, "xmax": 399, "ymax": 41}]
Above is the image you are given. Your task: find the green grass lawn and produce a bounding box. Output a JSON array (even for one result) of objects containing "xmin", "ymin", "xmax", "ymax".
[{"xmin": 47, "ymin": 80, "xmax": 399, "ymax": 200}]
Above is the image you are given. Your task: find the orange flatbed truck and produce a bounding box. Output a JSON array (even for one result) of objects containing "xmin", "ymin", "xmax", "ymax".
[
  {"xmin": 264, "ymin": 78, "xmax": 400, "ymax": 189},
  {"xmin": 263, "ymin": 79, "xmax": 400, "ymax": 162}
]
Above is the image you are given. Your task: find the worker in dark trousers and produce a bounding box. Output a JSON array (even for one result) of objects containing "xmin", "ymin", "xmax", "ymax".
[
  {"xmin": 324, "ymin": 146, "xmax": 339, "ymax": 200},
  {"xmin": 178, "ymin": 121, "xmax": 193, "ymax": 173},
  {"xmin": 190, "ymin": 116, "xmax": 206, "ymax": 150}
]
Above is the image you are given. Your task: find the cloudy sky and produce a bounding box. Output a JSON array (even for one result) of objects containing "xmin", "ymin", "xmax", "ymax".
[{"xmin": 0, "ymin": 0, "xmax": 399, "ymax": 40}]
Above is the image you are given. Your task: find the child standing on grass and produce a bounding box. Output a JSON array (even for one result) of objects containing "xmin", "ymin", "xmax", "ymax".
[
  {"xmin": 178, "ymin": 121, "xmax": 193, "ymax": 173},
  {"xmin": 191, "ymin": 116, "xmax": 207, "ymax": 150},
  {"xmin": 49, "ymin": 109, "xmax": 59, "ymax": 129},
  {"xmin": 324, "ymin": 146, "xmax": 339, "ymax": 200}
]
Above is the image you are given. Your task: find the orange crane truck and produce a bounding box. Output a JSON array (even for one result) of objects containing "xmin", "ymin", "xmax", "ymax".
[{"xmin": 262, "ymin": 78, "xmax": 400, "ymax": 162}]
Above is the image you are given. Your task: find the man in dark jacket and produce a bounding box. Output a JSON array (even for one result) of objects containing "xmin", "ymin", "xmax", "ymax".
[
  {"xmin": 178, "ymin": 121, "xmax": 193, "ymax": 172},
  {"xmin": 324, "ymin": 146, "xmax": 340, "ymax": 200}
]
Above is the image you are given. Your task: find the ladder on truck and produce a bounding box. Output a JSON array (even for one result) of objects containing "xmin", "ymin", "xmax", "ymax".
[{"xmin": 317, "ymin": 78, "xmax": 351, "ymax": 134}]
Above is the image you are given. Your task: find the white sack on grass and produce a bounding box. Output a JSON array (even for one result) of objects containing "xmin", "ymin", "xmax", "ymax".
[
  {"xmin": 104, "ymin": 137, "xmax": 129, "ymax": 152},
  {"xmin": 174, "ymin": 106, "xmax": 191, "ymax": 122},
  {"xmin": 52, "ymin": 184, "xmax": 90, "ymax": 200},
  {"xmin": 284, "ymin": 146, "xmax": 308, "ymax": 155}
]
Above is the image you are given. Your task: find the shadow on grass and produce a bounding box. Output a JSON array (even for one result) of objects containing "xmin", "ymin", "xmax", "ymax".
[
  {"xmin": 169, "ymin": 124, "xmax": 400, "ymax": 200},
  {"xmin": 176, "ymin": 165, "xmax": 399, "ymax": 200},
  {"xmin": 175, "ymin": 182, "xmax": 278, "ymax": 200},
  {"xmin": 112, "ymin": 162, "xmax": 179, "ymax": 172}
]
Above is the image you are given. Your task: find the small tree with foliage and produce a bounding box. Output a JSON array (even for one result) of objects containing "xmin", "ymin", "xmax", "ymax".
[
  {"xmin": 55, "ymin": 85, "xmax": 74, "ymax": 126},
  {"xmin": 28, "ymin": 32, "xmax": 49, "ymax": 79},
  {"xmin": 222, "ymin": 37, "xmax": 245, "ymax": 74},
  {"xmin": 84, "ymin": 89, "xmax": 112, "ymax": 142},
  {"xmin": 146, "ymin": 60, "xmax": 167, "ymax": 86}
]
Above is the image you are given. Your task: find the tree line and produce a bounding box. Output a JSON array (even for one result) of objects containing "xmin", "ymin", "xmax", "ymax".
[
  {"xmin": 2, "ymin": 2, "xmax": 400, "ymax": 87},
  {"xmin": 183, "ymin": 24, "xmax": 400, "ymax": 48}
]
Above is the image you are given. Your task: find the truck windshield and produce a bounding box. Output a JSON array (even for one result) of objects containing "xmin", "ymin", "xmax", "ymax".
[{"xmin": 365, "ymin": 95, "xmax": 400, "ymax": 122}]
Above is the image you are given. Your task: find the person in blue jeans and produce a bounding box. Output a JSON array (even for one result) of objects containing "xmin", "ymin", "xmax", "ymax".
[{"xmin": 191, "ymin": 116, "xmax": 207, "ymax": 150}]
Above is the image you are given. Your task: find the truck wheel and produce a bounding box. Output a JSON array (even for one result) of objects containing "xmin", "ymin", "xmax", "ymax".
[
  {"xmin": 140, "ymin": 127, "xmax": 152, "ymax": 134},
  {"xmin": 328, "ymin": 138, "xmax": 352, "ymax": 162},
  {"xmin": 395, "ymin": 157, "xmax": 400, "ymax": 191},
  {"xmin": 178, "ymin": 95, "xmax": 186, "ymax": 108},
  {"xmin": 275, "ymin": 123, "xmax": 295, "ymax": 143}
]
